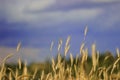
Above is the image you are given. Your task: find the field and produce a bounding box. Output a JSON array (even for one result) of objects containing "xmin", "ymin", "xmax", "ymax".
[{"xmin": 0, "ymin": 27, "xmax": 120, "ymax": 80}]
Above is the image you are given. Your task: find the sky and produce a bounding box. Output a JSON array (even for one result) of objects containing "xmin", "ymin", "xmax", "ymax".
[{"xmin": 0, "ymin": 0, "xmax": 120, "ymax": 63}]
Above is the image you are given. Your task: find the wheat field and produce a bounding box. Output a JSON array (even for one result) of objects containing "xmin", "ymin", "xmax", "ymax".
[{"xmin": 0, "ymin": 27, "xmax": 120, "ymax": 80}]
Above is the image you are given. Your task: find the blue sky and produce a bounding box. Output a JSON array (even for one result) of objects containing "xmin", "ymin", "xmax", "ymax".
[{"xmin": 0, "ymin": 0, "xmax": 120, "ymax": 63}]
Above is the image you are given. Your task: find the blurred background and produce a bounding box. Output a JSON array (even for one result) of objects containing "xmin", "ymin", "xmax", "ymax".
[{"xmin": 0, "ymin": 0, "xmax": 120, "ymax": 63}]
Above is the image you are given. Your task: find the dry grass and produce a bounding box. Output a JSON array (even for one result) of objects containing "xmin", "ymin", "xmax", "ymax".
[{"xmin": 0, "ymin": 27, "xmax": 120, "ymax": 80}]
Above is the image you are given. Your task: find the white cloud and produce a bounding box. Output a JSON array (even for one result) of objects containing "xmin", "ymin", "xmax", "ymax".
[
  {"xmin": 26, "ymin": 0, "xmax": 55, "ymax": 11},
  {"xmin": 1, "ymin": 0, "xmax": 55, "ymax": 22},
  {"xmin": 91, "ymin": 4, "xmax": 120, "ymax": 31},
  {"xmin": 5, "ymin": 8, "xmax": 103, "ymax": 27},
  {"xmin": 28, "ymin": 9, "xmax": 103, "ymax": 27},
  {"xmin": 0, "ymin": 0, "xmax": 103, "ymax": 27},
  {"xmin": 91, "ymin": 0, "xmax": 120, "ymax": 3},
  {"xmin": 56, "ymin": 0, "xmax": 120, "ymax": 5},
  {"xmin": 1, "ymin": 0, "xmax": 119, "ymax": 30},
  {"xmin": 0, "ymin": 46, "xmax": 50, "ymax": 63}
]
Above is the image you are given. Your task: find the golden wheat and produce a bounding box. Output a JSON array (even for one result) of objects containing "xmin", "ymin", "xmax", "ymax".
[{"xmin": 0, "ymin": 27, "xmax": 120, "ymax": 80}]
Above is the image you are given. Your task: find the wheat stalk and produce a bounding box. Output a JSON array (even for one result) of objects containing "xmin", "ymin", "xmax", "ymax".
[
  {"xmin": 84, "ymin": 26, "xmax": 88, "ymax": 41},
  {"xmin": 92, "ymin": 44, "xmax": 97, "ymax": 72},
  {"xmin": 16, "ymin": 42, "xmax": 21, "ymax": 52},
  {"xmin": 116, "ymin": 48, "xmax": 120, "ymax": 57}
]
